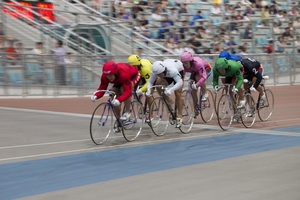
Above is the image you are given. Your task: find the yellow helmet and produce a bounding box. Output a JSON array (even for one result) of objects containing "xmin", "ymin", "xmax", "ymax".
[{"xmin": 128, "ymin": 54, "xmax": 141, "ymax": 66}]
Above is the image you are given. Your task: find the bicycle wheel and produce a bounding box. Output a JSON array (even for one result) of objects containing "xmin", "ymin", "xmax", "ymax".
[
  {"xmin": 122, "ymin": 101, "xmax": 144, "ymax": 142},
  {"xmin": 149, "ymin": 97, "xmax": 169, "ymax": 136},
  {"xmin": 258, "ymin": 88, "xmax": 274, "ymax": 121},
  {"xmin": 200, "ymin": 89, "xmax": 214, "ymax": 123},
  {"xmin": 240, "ymin": 93, "xmax": 256, "ymax": 128},
  {"xmin": 180, "ymin": 92, "xmax": 194, "ymax": 134},
  {"xmin": 214, "ymin": 87, "xmax": 226, "ymax": 114},
  {"xmin": 217, "ymin": 94, "xmax": 234, "ymax": 131},
  {"xmin": 90, "ymin": 103, "xmax": 115, "ymax": 145}
]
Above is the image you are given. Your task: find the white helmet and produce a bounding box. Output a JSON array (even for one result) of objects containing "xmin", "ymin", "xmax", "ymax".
[{"xmin": 152, "ymin": 61, "xmax": 165, "ymax": 75}]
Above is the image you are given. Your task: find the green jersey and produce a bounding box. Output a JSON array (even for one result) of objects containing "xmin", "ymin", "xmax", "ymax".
[{"xmin": 212, "ymin": 60, "xmax": 243, "ymax": 89}]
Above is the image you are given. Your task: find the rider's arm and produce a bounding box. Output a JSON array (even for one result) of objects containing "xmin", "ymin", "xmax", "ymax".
[
  {"xmin": 140, "ymin": 65, "xmax": 152, "ymax": 93},
  {"xmin": 195, "ymin": 66, "xmax": 208, "ymax": 87},
  {"xmin": 212, "ymin": 68, "xmax": 219, "ymax": 88},
  {"xmin": 95, "ymin": 75, "xmax": 109, "ymax": 98},
  {"xmin": 253, "ymin": 70, "xmax": 263, "ymax": 89},
  {"xmin": 146, "ymin": 74, "xmax": 157, "ymax": 94},
  {"xmin": 235, "ymin": 68, "xmax": 244, "ymax": 89},
  {"xmin": 116, "ymin": 78, "xmax": 133, "ymax": 102},
  {"xmin": 169, "ymin": 73, "xmax": 183, "ymax": 93}
]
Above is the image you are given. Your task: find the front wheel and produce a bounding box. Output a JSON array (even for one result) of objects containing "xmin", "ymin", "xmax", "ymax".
[
  {"xmin": 258, "ymin": 89, "xmax": 274, "ymax": 121},
  {"xmin": 180, "ymin": 92, "xmax": 194, "ymax": 134},
  {"xmin": 149, "ymin": 97, "xmax": 169, "ymax": 136},
  {"xmin": 199, "ymin": 89, "xmax": 214, "ymax": 123},
  {"xmin": 241, "ymin": 93, "xmax": 256, "ymax": 128},
  {"xmin": 122, "ymin": 101, "xmax": 144, "ymax": 142},
  {"xmin": 217, "ymin": 94, "xmax": 234, "ymax": 131},
  {"xmin": 90, "ymin": 102, "xmax": 114, "ymax": 145}
]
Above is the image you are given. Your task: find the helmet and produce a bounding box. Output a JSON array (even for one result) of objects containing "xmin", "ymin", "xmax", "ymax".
[
  {"xmin": 215, "ymin": 58, "xmax": 228, "ymax": 70},
  {"xmin": 152, "ymin": 61, "xmax": 165, "ymax": 75},
  {"xmin": 219, "ymin": 51, "xmax": 231, "ymax": 60},
  {"xmin": 102, "ymin": 61, "xmax": 118, "ymax": 76},
  {"xmin": 128, "ymin": 54, "xmax": 141, "ymax": 66},
  {"xmin": 180, "ymin": 52, "xmax": 194, "ymax": 62}
]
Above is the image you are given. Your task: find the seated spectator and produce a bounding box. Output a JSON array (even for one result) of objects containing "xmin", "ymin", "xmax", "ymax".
[
  {"xmin": 273, "ymin": 22, "xmax": 282, "ymax": 34},
  {"xmin": 226, "ymin": 36, "xmax": 239, "ymax": 54},
  {"xmin": 293, "ymin": 17, "xmax": 300, "ymax": 28},
  {"xmin": 269, "ymin": 4, "xmax": 278, "ymax": 15},
  {"xmin": 133, "ymin": 20, "xmax": 147, "ymax": 32},
  {"xmin": 178, "ymin": 3, "xmax": 188, "ymax": 14},
  {"xmin": 158, "ymin": 21, "xmax": 170, "ymax": 39},
  {"xmin": 243, "ymin": 5, "xmax": 255, "ymax": 15},
  {"xmin": 131, "ymin": 1, "xmax": 143, "ymax": 19},
  {"xmin": 261, "ymin": 5, "xmax": 270, "ymax": 26},
  {"xmin": 243, "ymin": 12, "xmax": 252, "ymax": 21},
  {"xmin": 274, "ymin": 10, "xmax": 286, "ymax": 26},
  {"xmin": 282, "ymin": 27, "xmax": 293, "ymax": 42},
  {"xmin": 168, "ymin": 28, "xmax": 180, "ymax": 43},
  {"xmin": 274, "ymin": 36, "xmax": 288, "ymax": 53},
  {"xmin": 136, "ymin": 47, "xmax": 147, "ymax": 59},
  {"xmin": 5, "ymin": 40, "xmax": 18, "ymax": 61},
  {"xmin": 210, "ymin": 35, "xmax": 220, "ymax": 48},
  {"xmin": 190, "ymin": 10, "xmax": 204, "ymax": 25},
  {"xmin": 183, "ymin": 42, "xmax": 196, "ymax": 54},
  {"xmin": 32, "ymin": 42, "xmax": 45, "ymax": 55},
  {"xmin": 65, "ymin": 52, "xmax": 76, "ymax": 64},
  {"xmin": 241, "ymin": 0, "xmax": 252, "ymax": 6},
  {"xmin": 173, "ymin": 41, "xmax": 185, "ymax": 55},
  {"xmin": 210, "ymin": 3, "xmax": 222, "ymax": 15},
  {"xmin": 295, "ymin": 36, "xmax": 300, "ymax": 53},
  {"xmin": 167, "ymin": 7, "xmax": 179, "ymax": 24},
  {"xmin": 243, "ymin": 23, "xmax": 253, "ymax": 39},
  {"xmin": 262, "ymin": 39, "xmax": 274, "ymax": 54},
  {"xmin": 179, "ymin": 20, "xmax": 189, "ymax": 40},
  {"xmin": 139, "ymin": 13, "xmax": 149, "ymax": 28},
  {"xmin": 151, "ymin": 8, "xmax": 164, "ymax": 21},
  {"xmin": 237, "ymin": 45, "xmax": 247, "ymax": 56},
  {"xmin": 187, "ymin": 33, "xmax": 202, "ymax": 54},
  {"xmin": 165, "ymin": 37, "xmax": 176, "ymax": 51}
]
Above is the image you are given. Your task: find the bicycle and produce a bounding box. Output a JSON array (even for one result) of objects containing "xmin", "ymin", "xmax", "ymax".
[
  {"xmin": 216, "ymin": 84, "xmax": 256, "ymax": 131},
  {"xmin": 89, "ymin": 90, "xmax": 144, "ymax": 145},
  {"xmin": 244, "ymin": 75, "xmax": 274, "ymax": 121},
  {"xmin": 182, "ymin": 80, "xmax": 214, "ymax": 123},
  {"xmin": 148, "ymin": 85, "xmax": 194, "ymax": 136}
]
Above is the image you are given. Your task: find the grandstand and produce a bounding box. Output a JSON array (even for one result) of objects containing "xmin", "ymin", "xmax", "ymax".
[{"xmin": 0, "ymin": 0, "xmax": 299, "ymax": 96}]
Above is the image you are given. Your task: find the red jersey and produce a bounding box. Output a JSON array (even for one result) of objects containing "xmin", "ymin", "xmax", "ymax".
[{"xmin": 95, "ymin": 63, "xmax": 140, "ymax": 102}]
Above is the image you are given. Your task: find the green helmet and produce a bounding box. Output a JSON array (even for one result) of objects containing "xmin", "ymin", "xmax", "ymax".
[{"xmin": 215, "ymin": 58, "xmax": 228, "ymax": 70}]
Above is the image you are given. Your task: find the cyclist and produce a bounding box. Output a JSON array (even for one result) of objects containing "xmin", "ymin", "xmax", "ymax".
[
  {"xmin": 127, "ymin": 54, "xmax": 153, "ymax": 121},
  {"xmin": 146, "ymin": 59, "xmax": 185, "ymax": 128},
  {"xmin": 179, "ymin": 52, "xmax": 212, "ymax": 117},
  {"xmin": 219, "ymin": 51, "xmax": 243, "ymax": 61},
  {"xmin": 241, "ymin": 57, "xmax": 266, "ymax": 102},
  {"xmin": 91, "ymin": 61, "xmax": 141, "ymax": 121},
  {"xmin": 213, "ymin": 57, "xmax": 245, "ymax": 108}
]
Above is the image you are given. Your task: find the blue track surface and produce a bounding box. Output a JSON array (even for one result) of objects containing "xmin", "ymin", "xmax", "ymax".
[{"xmin": 1, "ymin": 132, "xmax": 300, "ymax": 199}]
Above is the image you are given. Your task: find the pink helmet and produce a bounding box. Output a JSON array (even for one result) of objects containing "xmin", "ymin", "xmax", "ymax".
[
  {"xmin": 180, "ymin": 52, "xmax": 194, "ymax": 62},
  {"xmin": 102, "ymin": 61, "xmax": 118, "ymax": 76}
]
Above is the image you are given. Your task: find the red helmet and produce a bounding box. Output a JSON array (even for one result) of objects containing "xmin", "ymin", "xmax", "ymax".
[{"xmin": 102, "ymin": 61, "xmax": 118, "ymax": 76}]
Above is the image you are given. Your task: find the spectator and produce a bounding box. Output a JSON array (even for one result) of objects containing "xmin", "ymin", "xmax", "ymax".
[
  {"xmin": 174, "ymin": 41, "xmax": 185, "ymax": 55},
  {"xmin": 178, "ymin": 3, "xmax": 188, "ymax": 14},
  {"xmin": 165, "ymin": 37, "xmax": 176, "ymax": 51},
  {"xmin": 158, "ymin": 21, "xmax": 170, "ymax": 39},
  {"xmin": 243, "ymin": 12, "xmax": 252, "ymax": 21},
  {"xmin": 243, "ymin": 23, "xmax": 253, "ymax": 39},
  {"xmin": 167, "ymin": 28, "xmax": 180, "ymax": 43},
  {"xmin": 139, "ymin": 13, "xmax": 149, "ymax": 28},
  {"xmin": 5, "ymin": 40, "xmax": 17, "ymax": 61},
  {"xmin": 167, "ymin": 7, "xmax": 179, "ymax": 24},
  {"xmin": 282, "ymin": 27, "xmax": 293, "ymax": 42},
  {"xmin": 133, "ymin": 20, "xmax": 147, "ymax": 32},
  {"xmin": 262, "ymin": 39, "xmax": 274, "ymax": 54},
  {"xmin": 241, "ymin": 0, "xmax": 252, "ymax": 6},
  {"xmin": 179, "ymin": 20, "xmax": 189, "ymax": 40},
  {"xmin": 151, "ymin": 8, "xmax": 164, "ymax": 21},
  {"xmin": 16, "ymin": 42, "xmax": 25, "ymax": 61},
  {"xmin": 274, "ymin": 36, "xmax": 288, "ymax": 53},
  {"xmin": 269, "ymin": 4, "xmax": 278, "ymax": 15},
  {"xmin": 273, "ymin": 22, "xmax": 282, "ymax": 34},
  {"xmin": 131, "ymin": 1, "xmax": 143, "ymax": 19},
  {"xmin": 53, "ymin": 40, "xmax": 66, "ymax": 85},
  {"xmin": 32, "ymin": 42, "xmax": 45, "ymax": 55},
  {"xmin": 136, "ymin": 47, "xmax": 147, "ymax": 59},
  {"xmin": 184, "ymin": 42, "xmax": 196, "ymax": 54},
  {"xmin": 187, "ymin": 33, "xmax": 202, "ymax": 54},
  {"xmin": 295, "ymin": 36, "xmax": 300, "ymax": 53},
  {"xmin": 65, "ymin": 52, "xmax": 76, "ymax": 64},
  {"xmin": 293, "ymin": 17, "xmax": 300, "ymax": 28},
  {"xmin": 226, "ymin": 36, "xmax": 239, "ymax": 54},
  {"xmin": 190, "ymin": 10, "xmax": 204, "ymax": 25},
  {"xmin": 261, "ymin": 5, "xmax": 270, "ymax": 26},
  {"xmin": 237, "ymin": 45, "xmax": 247, "ymax": 56},
  {"xmin": 210, "ymin": 3, "xmax": 222, "ymax": 15}
]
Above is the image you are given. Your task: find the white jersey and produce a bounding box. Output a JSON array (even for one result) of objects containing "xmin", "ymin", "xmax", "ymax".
[{"xmin": 148, "ymin": 59, "xmax": 184, "ymax": 93}]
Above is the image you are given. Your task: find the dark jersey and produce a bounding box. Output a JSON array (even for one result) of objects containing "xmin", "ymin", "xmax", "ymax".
[{"xmin": 241, "ymin": 58, "xmax": 263, "ymax": 89}]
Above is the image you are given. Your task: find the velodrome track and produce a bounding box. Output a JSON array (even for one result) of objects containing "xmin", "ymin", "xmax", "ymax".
[{"xmin": 0, "ymin": 85, "xmax": 299, "ymax": 200}]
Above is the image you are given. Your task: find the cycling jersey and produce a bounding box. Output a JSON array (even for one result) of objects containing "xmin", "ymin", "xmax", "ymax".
[
  {"xmin": 138, "ymin": 59, "xmax": 152, "ymax": 93},
  {"xmin": 241, "ymin": 58, "xmax": 263, "ymax": 89},
  {"xmin": 95, "ymin": 63, "xmax": 140, "ymax": 102},
  {"xmin": 213, "ymin": 59, "xmax": 244, "ymax": 89},
  {"xmin": 148, "ymin": 59, "xmax": 184, "ymax": 94},
  {"xmin": 184, "ymin": 56, "xmax": 210, "ymax": 87},
  {"xmin": 219, "ymin": 51, "xmax": 243, "ymax": 61}
]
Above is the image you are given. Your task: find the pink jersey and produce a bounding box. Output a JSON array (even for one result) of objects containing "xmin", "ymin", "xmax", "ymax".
[{"xmin": 184, "ymin": 57, "xmax": 210, "ymax": 87}]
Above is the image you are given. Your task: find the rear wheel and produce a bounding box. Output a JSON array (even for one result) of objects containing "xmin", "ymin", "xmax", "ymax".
[
  {"xmin": 149, "ymin": 97, "xmax": 169, "ymax": 136},
  {"xmin": 200, "ymin": 89, "xmax": 214, "ymax": 123},
  {"xmin": 122, "ymin": 101, "xmax": 144, "ymax": 142},
  {"xmin": 241, "ymin": 93, "xmax": 256, "ymax": 128},
  {"xmin": 217, "ymin": 94, "xmax": 234, "ymax": 131},
  {"xmin": 258, "ymin": 89, "xmax": 274, "ymax": 121}
]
